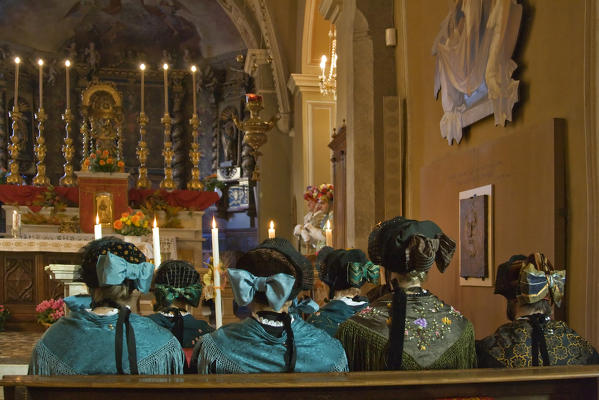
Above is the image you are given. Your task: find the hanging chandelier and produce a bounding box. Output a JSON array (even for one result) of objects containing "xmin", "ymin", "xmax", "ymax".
[{"xmin": 319, "ymin": 26, "xmax": 337, "ymax": 99}]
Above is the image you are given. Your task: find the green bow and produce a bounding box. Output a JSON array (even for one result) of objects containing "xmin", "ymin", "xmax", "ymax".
[
  {"xmin": 154, "ymin": 282, "xmax": 203, "ymax": 309},
  {"xmin": 518, "ymin": 263, "xmax": 566, "ymax": 307},
  {"xmin": 348, "ymin": 261, "xmax": 380, "ymax": 287}
]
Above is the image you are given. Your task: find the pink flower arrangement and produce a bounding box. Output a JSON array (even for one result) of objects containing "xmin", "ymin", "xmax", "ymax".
[{"xmin": 36, "ymin": 298, "xmax": 65, "ymax": 325}]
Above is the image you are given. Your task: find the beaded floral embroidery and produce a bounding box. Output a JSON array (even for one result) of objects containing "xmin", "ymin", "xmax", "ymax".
[{"xmin": 403, "ymin": 298, "xmax": 464, "ymax": 351}]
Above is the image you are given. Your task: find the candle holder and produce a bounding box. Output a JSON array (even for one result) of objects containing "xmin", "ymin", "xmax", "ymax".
[
  {"xmin": 136, "ymin": 112, "xmax": 150, "ymax": 189},
  {"xmin": 160, "ymin": 113, "xmax": 175, "ymax": 190},
  {"xmin": 232, "ymin": 94, "xmax": 277, "ymax": 181},
  {"xmin": 187, "ymin": 113, "xmax": 204, "ymax": 190},
  {"xmin": 59, "ymin": 108, "xmax": 77, "ymax": 187},
  {"xmin": 6, "ymin": 106, "xmax": 23, "ymax": 185},
  {"xmin": 32, "ymin": 108, "xmax": 50, "ymax": 186}
]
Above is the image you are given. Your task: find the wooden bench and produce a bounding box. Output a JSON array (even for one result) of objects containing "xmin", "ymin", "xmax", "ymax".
[{"xmin": 2, "ymin": 365, "xmax": 599, "ymax": 399}]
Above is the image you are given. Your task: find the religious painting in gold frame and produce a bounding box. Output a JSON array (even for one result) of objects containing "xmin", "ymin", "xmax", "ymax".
[
  {"xmin": 458, "ymin": 184, "xmax": 493, "ymax": 287},
  {"xmin": 95, "ymin": 192, "xmax": 113, "ymax": 228}
]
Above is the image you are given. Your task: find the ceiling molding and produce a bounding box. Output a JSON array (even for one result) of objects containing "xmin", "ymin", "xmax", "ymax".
[
  {"xmin": 287, "ymin": 73, "xmax": 321, "ymax": 95},
  {"xmin": 319, "ymin": 0, "xmax": 343, "ymax": 24}
]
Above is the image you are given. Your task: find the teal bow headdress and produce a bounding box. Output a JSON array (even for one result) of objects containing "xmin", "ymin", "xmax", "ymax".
[
  {"xmin": 96, "ymin": 251, "xmax": 154, "ymax": 293},
  {"xmin": 347, "ymin": 261, "xmax": 380, "ymax": 287},
  {"xmin": 154, "ymin": 283, "xmax": 203, "ymax": 308},
  {"xmin": 289, "ymin": 297, "xmax": 319, "ymax": 316},
  {"xmin": 227, "ymin": 268, "xmax": 295, "ymax": 312}
]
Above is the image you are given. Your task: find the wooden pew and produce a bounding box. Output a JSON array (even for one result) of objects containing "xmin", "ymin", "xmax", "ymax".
[{"xmin": 2, "ymin": 365, "xmax": 599, "ymax": 400}]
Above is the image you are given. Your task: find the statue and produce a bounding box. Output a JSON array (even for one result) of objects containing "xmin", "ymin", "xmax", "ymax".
[{"xmin": 221, "ymin": 118, "xmax": 238, "ymax": 165}]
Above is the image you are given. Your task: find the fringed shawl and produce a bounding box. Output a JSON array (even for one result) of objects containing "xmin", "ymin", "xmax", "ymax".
[
  {"xmin": 194, "ymin": 317, "xmax": 348, "ymax": 373},
  {"xmin": 29, "ymin": 310, "xmax": 185, "ymax": 375},
  {"xmin": 306, "ymin": 299, "xmax": 368, "ymax": 337}
]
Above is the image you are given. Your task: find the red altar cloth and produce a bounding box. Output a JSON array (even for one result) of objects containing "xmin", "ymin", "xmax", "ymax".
[
  {"xmin": 0, "ymin": 185, "xmax": 220, "ymax": 211},
  {"xmin": 128, "ymin": 189, "xmax": 220, "ymax": 210}
]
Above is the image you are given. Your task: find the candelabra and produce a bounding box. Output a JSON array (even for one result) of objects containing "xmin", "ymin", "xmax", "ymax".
[
  {"xmin": 160, "ymin": 113, "xmax": 175, "ymax": 190},
  {"xmin": 59, "ymin": 108, "xmax": 76, "ymax": 187},
  {"xmin": 187, "ymin": 113, "xmax": 204, "ymax": 190},
  {"xmin": 32, "ymin": 108, "xmax": 50, "ymax": 186},
  {"xmin": 319, "ymin": 27, "xmax": 337, "ymax": 99},
  {"xmin": 136, "ymin": 112, "xmax": 150, "ymax": 189},
  {"xmin": 6, "ymin": 106, "xmax": 23, "ymax": 185},
  {"xmin": 232, "ymin": 94, "xmax": 277, "ymax": 181}
]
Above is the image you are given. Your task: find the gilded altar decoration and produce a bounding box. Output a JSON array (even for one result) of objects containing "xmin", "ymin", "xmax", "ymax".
[
  {"xmin": 232, "ymin": 94, "xmax": 277, "ymax": 181},
  {"xmin": 187, "ymin": 65, "xmax": 203, "ymax": 190},
  {"xmin": 95, "ymin": 192, "xmax": 113, "ymax": 226},
  {"xmin": 60, "ymin": 60, "xmax": 76, "ymax": 187},
  {"xmin": 33, "ymin": 59, "xmax": 50, "ymax": 186},
  {"xmin": 6, "ymin": 106, "xmax": 23, "ymax": 185},
  {"xmin": 136, "ymin": 63, "xmax": 150, "ymax": 189}
]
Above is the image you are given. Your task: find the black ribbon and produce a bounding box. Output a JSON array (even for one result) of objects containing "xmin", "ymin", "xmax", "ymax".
[
  {"xmin": 387, "ymin": 280, "xmax": 407, "ymax": 370},
  {"xmin": 166, "ymin": 307, "xmax": 184, "ymax": 346},
  {"xmin": 282, "ymin": 312, "xmax": 296, "ymax": 372},
  {"xmin": 527, "ymin": 314, "xmax": 550, "ymax": 366},
  {"xmin": 114, "ymin": 305, "xmax": 138, "ymax": 375}
]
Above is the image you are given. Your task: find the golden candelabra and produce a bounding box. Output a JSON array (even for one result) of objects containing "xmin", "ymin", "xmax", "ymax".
[
  {"xmin": 160, "ymin": 113, "xmax": 175, "ymax": 190},
  {"xmin": 187, "ymin": 113, "xmax": 204, "ymax": 190},
  {"xmin": 136, "ymin": 112, "xmax": 150, "ymax": 189},
  {"xmin": 232, "ymin": 94, "xmax": 277, "ymax": 181},
  {"xmin": 32, "ymin": 108, "xmax": 50, "ymax": 186},
  {"xmin": 6, "ymin": 106, "xmax": 23, "ymax": 185},
  {"xmin": 59, "ymin": 108, "xmax": 76, "ymax": 187}
]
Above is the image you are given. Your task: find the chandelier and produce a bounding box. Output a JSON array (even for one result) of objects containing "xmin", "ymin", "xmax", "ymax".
[{"xmin": 319, "ymin": 26, "xmax": 337, "ymax": 99}]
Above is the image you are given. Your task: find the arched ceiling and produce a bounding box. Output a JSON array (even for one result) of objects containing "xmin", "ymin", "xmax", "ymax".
[{"xmin": 0, "ymin": 0, "xmax": 246, "ymax": 64}]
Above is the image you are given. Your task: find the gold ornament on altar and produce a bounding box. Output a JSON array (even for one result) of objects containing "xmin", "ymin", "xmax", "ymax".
[
  {"xmin": 160, "ymin": 63, "xmax": 175, "ymax": 190},
  {"xmin": 33, "ymin": 59, "xmax": 50, "ymax": 186},
  {"xmin": 60, "ymin": 60, "xmax": 76, "ymax": 187},
  {"xmin": 95, "ymin": 192, "xmax": 113, "ymax": 226},
  {"xmin": 232, "ymin": 94, "xmax": 277, "ymax": 181},
  {"xmin": 187, "ymin": 65, "xmax": 204, "ymax": 190},
  {"xmin": 136, "ymin": 63, "xmax": 150, "ymax": 189},
  {"xmin": 7, "ymin": 57, "xmax": 23, "ymax": 185}
]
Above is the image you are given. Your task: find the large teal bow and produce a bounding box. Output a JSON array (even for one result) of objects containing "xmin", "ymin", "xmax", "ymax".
[
  {"xmin": 96, "ymin": 251, "xmax": 154, "ymax": 293},
  {"xmin": 289, "ymin": 297, "xmax": 319, "ymax": 315},
  {"xmin": 227, "ymin": 268, "xmax": 295, "ymax": 312},
  {"xmin": 347, "ymin": 261, "xmax": 380, "ymax": 287},
  {"xmin": 154, "ymin": 283, "xmax": 203, "ymax": 308},
  {"xmin": 518, "ymin": 263, "xmax": 566, "ymax": 307}
]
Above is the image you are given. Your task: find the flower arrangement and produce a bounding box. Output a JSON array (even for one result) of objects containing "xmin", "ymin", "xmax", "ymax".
[
  {"xmin": 113, "ymin": 209, "xmax": 151, "ymax": 236},
  {"xmin": 138, "ymin": 191, "xmax": 183, "ymax": 228},
  {"xmin": 0, "ymin": 304, "xmax": 10, "ymax": 330},
  {"xmin": 316, "ymin": 183, "xmax": 334, "ymax": 202},
  {"xmin": 202, "ymin": 174, "xmax": 227, "ymax": 192},
  {"xmin": 83, "ymin": 149, "xmax": 125, "ymax": 173},
  {"xmin": 36, "ymin": 298, "xmax": 64, "ymax": 326}
]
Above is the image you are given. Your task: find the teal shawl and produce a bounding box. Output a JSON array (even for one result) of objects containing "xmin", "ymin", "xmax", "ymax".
[
  {"xmin": 194, "ymin": 317, "xmax": 348, "ymax": 373},
  {"xmin": 29, "ymin": 310, "xmax": 185, "ymax": 375},
  {"xmin": 307, "ymin": 299, "xmax": 368, "ymax": 337},
  {"xmin": 147, "ymin": 313, "xmax": 214, "ymax": 348}
]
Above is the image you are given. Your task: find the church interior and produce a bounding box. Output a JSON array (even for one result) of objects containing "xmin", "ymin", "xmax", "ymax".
[{"xmin": 0, "ymin": 0, "xmax": 599, "ymax": 398}]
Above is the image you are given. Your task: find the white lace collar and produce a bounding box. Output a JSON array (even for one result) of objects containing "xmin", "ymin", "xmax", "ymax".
[
  {"xmin": 254, "ymin": 314, "xmax": 294, "ymax": 327},
  {"xmin": 335, "ymin": 296, "xmax": 368, "ymax": 307},
  {"xmin": 159, "ymin": 310, "xmax": 190, "ymax": 317}
]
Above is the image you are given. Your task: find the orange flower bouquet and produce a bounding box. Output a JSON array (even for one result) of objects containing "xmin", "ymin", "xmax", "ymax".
[
  {"xmin": 84, "ymin": 149, "xmax": 125, "ymax": 173},
  {"xmin": 113, "ymin": 209, "xmax": 151, "ymax": 236}
]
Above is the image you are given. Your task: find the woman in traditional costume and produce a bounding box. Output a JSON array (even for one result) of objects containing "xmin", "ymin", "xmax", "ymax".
[
  {"xmin": 307, "ymin": 247, "xmax": 378, "ymax": 336},
  {"xmin": 192, "ymin": 238, "xmax": 348, "ymax": 373},
  {"xmin": 29, "ymin": 237, "xmax": 185, "ymax": 375},
  {"xmin": 477, "ymin": 252, "xmax": 599, "ymax": 367},
  {"xmin": 148, "ymin": 260, "xmax": 213, "ymax": 348},
  {"xmin": 336, "ymin": 216, "xmax": 477, "ymax": 370}
]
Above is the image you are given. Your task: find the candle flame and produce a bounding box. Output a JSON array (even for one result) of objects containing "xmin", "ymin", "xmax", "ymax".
[
  {"xmin": 153, "ymin": 217, "xmax": 157, "ymax": 228},
  {"xmin": 14, "ymin": 56, "xmax": 20, "ymax": 64},
  {"xmin": 95, "ymin": 214, "xmax": 99, "ymax": 224},
  {"xmin": 212, "ymin": 216, "xmax": 217, "ymax": 229},
  {"xmin": 269, "ymin": 220, "xmax": 274, "ymax": 229},
  {"xmin": 37, "ymin": 59, "xmax": 44, "ymax": 66},
  {"xmin": 163, "ymin": 63, "xmax": 169, "ymax": 70},
  {"xmin": 65, "ymin": 60, "xmax": 71, "ymax": 67},
  {"xmin": 140, "ymin": 63, "xmax": 146, "ymax": 71},
  {"xmin": 326, "ymin": 220, "xmax": 331, "ymax": 229},
  {"xmin": 191, "ymin": 65, "xmax": 197, "ymax": 72}
]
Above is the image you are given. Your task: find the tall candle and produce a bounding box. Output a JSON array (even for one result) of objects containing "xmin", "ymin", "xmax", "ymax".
[
  {"xmin": 37, "ymin": 59, "xmax": 44, "ymax": 109},
  {"xmin": 13, "ymin": 57, "xmax": 20, "ymax": 109},
  {"xmin": 191, "ymin": 65, "xmax": 197, "ymax": 113},
  {"xmin": 65, "ymin": 60, "xmax": 71, "ymax": 109},
  {"xmin": 140, "ymin": 63, "xmax": 146, "ymax": 114},
  {"xmin": 163, "ymin": 63, "xmax": 169, "ymax": 114},
  {"xmin": 211, "ymin": 217, "xmax": 222, "ymax": 328},
  {"xmin": 325, "ymin": 220, "xmax": 333, "ymax": 247},
  {"xmin": 268, "ymin": 220, "xmax": 275, "ymax": 239},
  {"xmin": 152, "ymin": 217, "xmax": 161, "ymax": 267},
  {"xmin": 12, "ymin": 210, "xmax": 19, "ymax": 238},
  {"xmin": 94, "ymin": 214, "xmax": 102, "ymax": 240}
]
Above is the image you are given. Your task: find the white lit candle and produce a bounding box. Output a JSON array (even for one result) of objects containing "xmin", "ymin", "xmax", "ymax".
[
  {"xmin": 191, "ymin": 65, "xmax": 197, "ymax": 113},
  {"xmin": 211, "ymin": 217, "xmax": 222, "ymax": 328},
  {"xmin": 13, "ymin": 57, "xmax": 20, "ymax": 109},
  {"xmin": 140, "ymin": 63, "xmax": 146, "ymax": 114},
  {"xmin": 12, "ymin": 210, "xmax": 19, "ymax": 237},
  {"xmin": 325, "ymin": 220, "xmax": 333, "ymax": 247},
  {"xmin": 37, "ymin": 59, "xmax": 44, "ymax": 109},
  {"xmin": 94, "ymin": 213, "xmax": 102, "ymax": 240},
  {"xmin": 163, "ymin": 63, "xmax": 169, "ymax": 114},
  {"xmin": 65, "ymin": 60, "xmax": 71, "ymax": 109},
  {"xmin": 268, "ymin": 220, "xmax": 275, "ymax": 239},
  {"xmin": 152, "ymin": 217, "xmax": 161, "ymax": 267}
]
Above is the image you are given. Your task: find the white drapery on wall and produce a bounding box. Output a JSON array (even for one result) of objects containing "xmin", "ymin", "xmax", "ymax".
[{"xmin": 433, "ymin": 0, "xmax": 522, "ymax": 145}]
